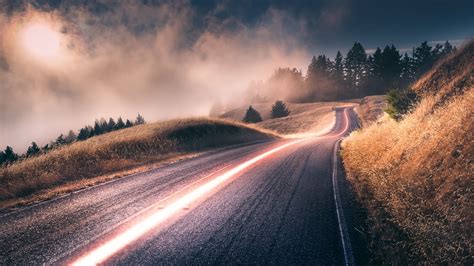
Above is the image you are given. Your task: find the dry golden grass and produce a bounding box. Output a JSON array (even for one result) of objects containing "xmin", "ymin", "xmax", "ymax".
[
  {"xmin": 0, "ymin": 118, "xmax": 277, "ymax": 209},
  {"xmin": 221, "ymin": 101, "xmax": 356, "ymax": 136},
  {"xmin": 354, "ymin": 95, "xmax": 387, "ymax": 127},
  {"xmin": 342, "ymin": 41, "xmax": 473, "ymax": 263}
]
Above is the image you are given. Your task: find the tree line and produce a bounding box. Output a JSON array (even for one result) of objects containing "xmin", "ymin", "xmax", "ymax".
[
  {"xmin": 251, "ymin": 40, "xmax": 456, "ymax": 102},
  {"xmin": 0, "ymin": 113, "xmax": 146, "ymax": 166}
]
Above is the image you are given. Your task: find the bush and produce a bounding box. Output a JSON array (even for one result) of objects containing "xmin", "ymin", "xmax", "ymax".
[
  {"xmin": 270, "ymin": 100, "xmax": 291, "ymax": 118},
  {"xmin": 242, "ymin": 106, "xmax": 263, "ymax": 123},
  {"xmin": 385, "ymin": 88, "xmax": 419, "ymax": 120}
]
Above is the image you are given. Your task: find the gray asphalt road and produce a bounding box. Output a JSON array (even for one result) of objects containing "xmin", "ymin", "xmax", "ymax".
[{"xmin": 0, "ymin": 107, "xmax": 367, "ymax": 265}]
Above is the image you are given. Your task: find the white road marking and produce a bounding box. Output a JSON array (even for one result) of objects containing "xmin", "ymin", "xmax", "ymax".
[{"xmin": 331, "ymin": 109, "xmax": 355, "ymax": 266}]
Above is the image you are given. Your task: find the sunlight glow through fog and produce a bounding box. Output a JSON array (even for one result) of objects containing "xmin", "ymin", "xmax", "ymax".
[{"xmin": 20, "ymin": 22, "xmax": 62, "ymax": 62}]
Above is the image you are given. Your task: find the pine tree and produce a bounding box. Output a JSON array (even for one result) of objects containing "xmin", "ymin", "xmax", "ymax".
[
  {"xmin": 135, "ymin": 113, "xmax": 146, "ymax": 125},
  {"xmin": 115, "ymin": 117, "xmax": 125, "ymax": 130},
  {"xmin": 42, "ymin": 144, "xmax": 50, "ymax": 152},
  {"xmin": 442, "ymin": 40, "xmax": 454, "ymax": 55},
  {"xmin": 26, "ymin": 142, "xmax": 41, "ymax": 157},
  {"xmin": 0, "ymin": 150, "xmax": 5, "ymax": 165},
  {"xmin": 93, "ymin": 120, "xmax": 102, "ymax": 135},
  {"xmin": 432, "ymin": 43, "xmax": 443, "ymax": 59},
  {"xmin": 413, "ymin": 41, "xmax": 434, "ymax": 77},
  {"xmin": 3, "ymin": 146, "xmax": 18, "ymax": 164},
  {"xmin": 77, "ymin": 126, "xmax": 90, "ymax": 141},
  {"xmin": 344, "ymin": 42, "xmax": 368, "ymax": 95},
  {"xmin": 99, "ymin": 118, "xmax": 108, "ymax": 133},
  {"xmin": 55, "ymin": 134, "xmax": 66, "ymax": 146},
  {"xmin": 125, "ymin": 119, "xmax": 133, "ymax": 128},
  {"xmin": 307, "ymin": 56, "xmax": 318, "ymax": 80},
  {"xmin": 370, "ymin": 47, "xmax": 384, "ymax": 81},
  {"xmin": 400, "ymin": 53, "xmax": 415, "ymax": 86},
  {"xmin": 380, "ymin": 45, "xmax": 401, "ymax": 89},
  {"xmin": 333, "ymin": 51, "xmax": 344, "ymax": 82},
  {"xmin": 242, "ymin": 106, "xmax": 262, "ymax": 123},
  {"xmin": 107, "ymin": 118, "xmax": 116, "ymax": 132},
  {"xmin": 271, "ymin": 101, "xmax": 291, "ymax": 118}
]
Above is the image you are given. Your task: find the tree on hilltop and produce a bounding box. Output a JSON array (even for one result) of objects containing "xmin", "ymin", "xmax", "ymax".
[
  {"xmin": 107, "ymin": 118, "xmax": 116, "ymax": 132},
  {"xmin": 26, "ymin": 142, "xmax": 41, "ymax": 157},
  {"xmin": 1, "ymin": 146, "xmax": 18, "ymax": 165},
  {"xmin": 243, "ymin": 106, "xmax": 262, "ymax": 123},
  {"xmin": 135, "ymin": 113, "xmax": 146, "ymax": 125},
  {"xmin": 55, "ymin": 134, "xmax": 66, "ymax": 146},
  {"xmin": 271, "ymin": 101, "xmax": 291, "ymax": 118},
  {"xmin": 115, "ymin": 117, "xmax": 125, "ymax": 129}
]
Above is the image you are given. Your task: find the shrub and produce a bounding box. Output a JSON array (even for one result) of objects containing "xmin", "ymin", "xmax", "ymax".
[
  {"xmin": 385, "ymin": 88, "xmax": 419, "ymax": 120},
  {"xmin": 242, "ymin": 106, "xmax": 263, "ymax": 123},
  {"xmin": 270, "ymin": 100, "xmax": 291, "ymax": 118}
]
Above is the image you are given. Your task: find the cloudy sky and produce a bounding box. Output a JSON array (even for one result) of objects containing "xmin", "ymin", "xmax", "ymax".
[{"xmin": 0, "ymin": 0, "xmax": 473, "ymax": 151}]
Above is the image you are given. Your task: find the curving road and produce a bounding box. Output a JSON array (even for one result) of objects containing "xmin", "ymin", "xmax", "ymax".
[{"xmin": 0, "ymin": 107, "xmax": 367, "ymax": 265}]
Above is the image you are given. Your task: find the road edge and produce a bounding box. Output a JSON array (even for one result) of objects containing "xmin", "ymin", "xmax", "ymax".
[{"xmin": 332, "ymin": 139, "xmax": 355, "ymax": 266}]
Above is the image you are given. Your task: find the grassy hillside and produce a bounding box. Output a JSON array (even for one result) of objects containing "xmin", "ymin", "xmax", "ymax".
[
  {"xmin": 342, "ymin": 41, "xmax": 473, "ymax": 263},
  {"xmin": 0, "ymin": 118, "xmax": 277, "ymax": 209},
  {"xmin": 353, "ymin": 95, "xmax": 387, "ymax": 127},
  {"xmin": 221, "ymin": 101, "xmax": 356, "ymax": 136}
]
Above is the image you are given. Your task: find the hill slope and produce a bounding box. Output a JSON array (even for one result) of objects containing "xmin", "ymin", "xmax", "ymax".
[
  {"xmin": 342, "ymin": 41, "xmax": 473, "ymax": 263},
  {"xmin": 0, "ymin": 118, "xmax": 277, "ymax": 209},
  {"xmin": 221, "ymin": 101, "xmax": 357, "ymax": 136}
]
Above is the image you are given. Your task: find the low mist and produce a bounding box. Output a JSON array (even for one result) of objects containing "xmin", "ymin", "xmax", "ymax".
[{"xmin": 0, "ymin": 2, "xmax": 310, "ymax": 151}]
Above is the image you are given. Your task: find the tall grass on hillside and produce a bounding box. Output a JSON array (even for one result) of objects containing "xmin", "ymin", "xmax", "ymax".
[
  {"xmin": 342, "ymin": 41, "xmax": 473, "ymax": 263},
  {"xmin": 353, "ymin": 95, "xmax": 387, "ymax": 126},
  {"xmin": 0, "ymin": 118, "xmax": 276, "ymax": 203}
]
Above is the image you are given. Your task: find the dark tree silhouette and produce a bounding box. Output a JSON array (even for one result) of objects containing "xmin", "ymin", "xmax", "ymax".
[
  {"xmin": 125, "ymin": 119, "xmax": 133, "ymax": 127},
  {"xmin": 55, "ymin": 134, "xmax": 66, "ymax": 146},
  {"xmin": 135, "ymin": 113, "xmax": 146, "ymax": 125},
  {"xmin": 115, "ymin": 117, "xmax": 125, "ymax": 129},
  {"xmin": 26, "ymin": 142, "xmax": 41, "ymax": 157},
  {"xmin": 271, "ymin": 101, "xmax": 291, "ymax": 118},
  {"xmin": 252, "ymin": 40, "xmax": 456, "ymax": 103},
  {"xmin": 345, "ymin": 42, "xmax": 368, "ymax": 95},
  {"xmin": 400, "ymin": 53, "xmax": 415, "ymax": 86},
  {"xmin": 242, "ymin": 106, "xmax": 262, "ymax": 123},
  {"xmin": 368, "ymin": 45, "xmax": 401, "ymax": 93},
  {"xmin": 305, "ymin": 54, "xmax": 337, "ymax": 101},
  {"xmin": 77, "ymin": 126, "xmax": 91, "ymax": 141},
  {"xmin": 93, "ymin": 120, "xmax": 102, "ymax": 136},
  {"xmin": 0, "ymin": 151, "xmax": 5, "ymax": 165},
  {"xmin": 413, "ymin": 41, "xmax": 434, "ymax": 77},
  {"xmin": 2, "ymin": 146, "xmax": 18, "ymax": 164},
  {"xmin": 42, "ymin": 144, "xmax": 50, "ymax": 152},
  {"xmin": 386, "ymin": 89, "xmax": 419, "ymax": 120},
  {"xmin": 99, "ymin": 118, "xmax": 108, "ymax": 133},
  {"xmin": 333, "ymin": 51, "xmax": 344, "ymax": 83},
  {"xmin": 442, "ymin": 40, "xmax": 454, "ymax": 55},
  {"xmin": 107, "ymin": 118, "xmax": 116, "ymax": 132}
]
